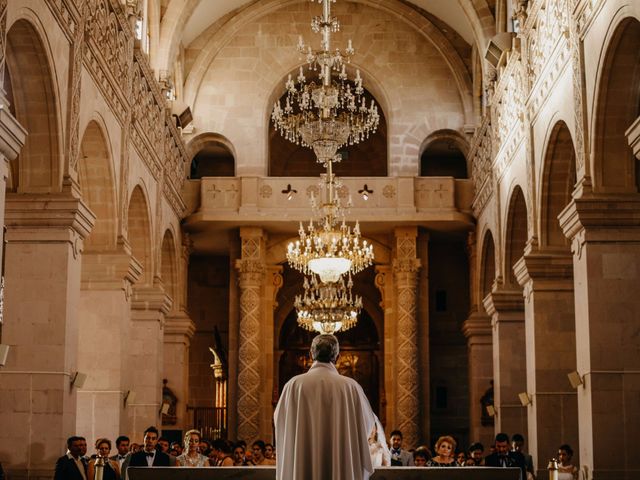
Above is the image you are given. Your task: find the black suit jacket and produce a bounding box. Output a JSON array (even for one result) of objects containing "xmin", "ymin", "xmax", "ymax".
[
  {"xmin": 128, "ymin": 450, "xmax": 171, "ymax": 467},
  {"xmin": 54, "ymin": 454, "xmax": 88, "ymax": 480},
  {"xmin": 485, "ymin": 451, "xmax": 526, "ymax": 478}
]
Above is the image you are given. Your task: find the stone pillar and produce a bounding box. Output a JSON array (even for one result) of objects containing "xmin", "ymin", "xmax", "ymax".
[
  {"xmin": 263, "ymin": 265, "xmax": 282, "ymax": 441},
  {"xmin": 392, "ymin": 227, "xmax": 421, "ymax": 447},
  {"xmin": 76, "ymin": 244, "xmax": 141, "ymax": 443},
  {"xmin": 416, "ymin": 232, "xmax": 430, "ymax": 443},
  {"xmin": 559, "ymin": 198, "xmax": 640, "ymax": 479},
  {"xmin": 128, "ymin": 285, "xmax": 171, "ymax": 439},
  {"xmin": 483, "ymin": 287, "xmax": 527, "ymax": 437},
  {"xmin": 227, "ymin": 234, "xmax": 240, "ymax": 441},
  {"xmin": 163, "ymin": 311, "xmax": 195, "ymax": 432},
  {"xmin": 0, "ymin": 195, "xmax": 93, "ymax": 478},
  {"xmin": 234, "ymin": 227, "xmax": 265, "ymax": 443},
  {"xmin": 464, "ymin": 231, "xmax": 494, "ymax": 447},
  {"xmin": 375, "ymin": 264, "xmax": 394, "ymax": 430},
  {"xmin": 514, "ymin": 252, "xmax": 578, "ymax": 474}
]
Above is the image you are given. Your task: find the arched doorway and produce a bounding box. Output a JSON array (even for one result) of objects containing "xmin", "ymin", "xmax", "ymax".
[{"xmin": 277, "ymin": 307, "xmax": 381, "ymax": 416}]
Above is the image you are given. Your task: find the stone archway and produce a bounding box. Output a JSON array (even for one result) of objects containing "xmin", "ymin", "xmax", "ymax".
[
  {"xmin": 277, "ymin": 307, "xmax": 382, "ymax": 416},
  {"xmin": 592, "ymin": 17, "xmax": 640, "ymax": 193},
  {"xmin": 5, "ymin": 19, "xmax": 61, "ymax": 193}
]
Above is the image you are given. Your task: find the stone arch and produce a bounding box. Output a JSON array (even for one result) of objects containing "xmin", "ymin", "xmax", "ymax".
[
  {"xmin": 183, "ymin": 0, "xmax": 473, "ymax": 122},
  {"xmin": 78, "ymin": 119, "xmax": 118, "ymax": 251},
  {"xmin": 539, "ymin": 121, "xmax": 577, "ymax": 249},
  {"xmin": 160, "ymin": 229, "xmax": 178, "ymax": 305},
  {"xmin": 503, "ymin": 185, "xmax": 528, "ymax": 287},
  {"xmin": 592, "ymin": 16, "xmax": 640, "ymax": 193},
  {"xmin": 5, "ymin": 18, "xmax": 61, "ymax": 193},
  {"xmin": 187, "ymin": 132, "xmax": 236, "ymax": 178},
  {"xmin": 127, "ymin": 185, "xmax": 153, "ymax": 283},
  {"xmin": 419, "ymin": 129, "xmax": 470, "ymax": 178},
  {"xmin": 479, "ymin": 229, "xmax": 496, "ymax": 301}
]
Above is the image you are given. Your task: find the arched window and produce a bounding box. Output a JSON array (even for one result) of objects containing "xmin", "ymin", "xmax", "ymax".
[
  {"xmin": 269, "ymin": 89, "xmax": 387, "ymax": 177},
  {"xmin": 420, "ymin": 138, "xmax": 468, "ymax": 178},
  {"xmin": 189, "ymin": 137, "xmax": 235, "ymax": 178}
]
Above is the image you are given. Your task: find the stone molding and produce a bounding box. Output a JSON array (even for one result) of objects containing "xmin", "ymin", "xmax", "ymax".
[
  {"xmin": 513, "ymin": 252, "xmax": 574, "ymax": 288},
  {"xmin": 0, "ymin": 94, "xmax": 26, "ymax": 162},
  {"xmin": 131, "ymin": 285, "xmax": 172, "ymax": 315},
  {"xmin": 462, "ymin": 313, "xmax": 492, "ymax": 341},
  {"xmin": 483, "ymin": 289, "xmax": 525, "ymax": 318},
  {"xmin": 164, "ymin": 310, "xmax": 196, "ymax": 340},
  {"xmin": 81, "ymin": 247, "xmax": 143, "ymax": 291},
  {"xmin": 626, "ymin": 116, "xmax": 640, "ymax": 160},
  {"xmin": 559, "ymin": 196, "xmax": 640, "ymax": 244},
  {"xmin": 5, "ymin": 194, "xmax": 95, "ymax": 243}
]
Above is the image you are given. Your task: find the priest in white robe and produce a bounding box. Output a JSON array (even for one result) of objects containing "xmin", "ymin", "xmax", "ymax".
[{"xmin": 274, "ymin": 334, "xmax": 379, "ymax": 480}]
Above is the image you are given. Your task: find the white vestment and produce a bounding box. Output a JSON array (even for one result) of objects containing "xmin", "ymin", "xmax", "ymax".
[{"xmin": 274, "ymin": 361, "xmax": 376, "ymax": 480}]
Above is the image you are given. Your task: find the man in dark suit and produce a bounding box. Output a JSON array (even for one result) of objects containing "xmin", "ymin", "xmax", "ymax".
[
  {"xmin": 124, "ymin": 426, "xmax": 171, "ymax": 479},
  {"xmin": 485, "ymin": 432, "xmax": 526, "ymax": 479},
  {"xmin": 110, "ymin": 435, "xmax": 130, "ymax": 470},
  {"xmin": 54, "ymin": 436, "xmax": 88, "ymax": 480}
]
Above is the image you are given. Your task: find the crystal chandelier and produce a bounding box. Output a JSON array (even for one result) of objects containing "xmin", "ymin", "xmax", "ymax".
[
  {"xmin": 286, "ymin": 160, "xmax": 374, "ymax": 283},
  {"xmin": 295, "ymin": 274, "xmax": 362, "ymax": 334},
  {"xmin": 271, "ymin": 0, "xmax": 380, "ymax": 165}
]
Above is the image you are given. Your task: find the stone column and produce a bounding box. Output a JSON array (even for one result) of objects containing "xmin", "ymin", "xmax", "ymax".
[
  {"xmin": 483, "ymin": 287, "xmax": 527, "ymax": 437},
  {"xmin": 128, "ymin": 284, "xmax": 171, "ymax": 439},
  {"xmin": 392, "ymin": 227, "xmax": 421, "ymax": 447},
  {"xmin": 163, "ymin": 233, "xmax": 195, "ymax": 432},
  {"xmin": 227, "ymin": 234, "xmax": 240, "ymax": 441},
  {"xmin": 375, "ymin": 264, "xmax": 394, "ymax": 429},
  {"xmin": 514, "ymin": 252, "xmax": 578, "ymax": 474},
  {"xmin": 559, "ymin": 198, "xmax": 640, "ymax": 479},
  {"xmin": 76, "ymin": 243, "xmax": 142, "ymax": 443},
  {"xmin": 0, "ymin": 194, "xmax": 93, "ymax": 478},
  {"xmin": 163, "ymin": 311, "xmax": 195, "ymax": 432},
  {"xmin": 416, "ymin": 232, "xmax": 430, "ymax": 443},
  {"xmin": 234, "ymin": 227, "xmax": 265, "ymax": 443},
  {"xmin": 463, "ymin": 231, "xmax": 494, "ymax": 446}
]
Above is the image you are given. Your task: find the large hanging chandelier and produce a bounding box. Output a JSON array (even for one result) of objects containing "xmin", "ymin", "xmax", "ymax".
[
  {"xmin": 286, "ymin": 160, "xmax": 374, "ymax": 283},
  {"xmin": 295, "ymin": 274, "xmax": 362, "ymax": 334},
  {"xmin": 271, "ymin": 0, "xmax": 380, "ymax": 165}
]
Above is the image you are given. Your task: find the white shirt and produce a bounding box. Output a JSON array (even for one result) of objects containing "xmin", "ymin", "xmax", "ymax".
[
  {"xmin": 143, "ymin": 450, "xmax": 155, "ymax": 467},
  {"xmin": 274, "ymin": 361, "xmax": 376, "ymax": 480},
  {"xmin": 65, "ymin": 451, "xmax": 87, "ymax": 480}
]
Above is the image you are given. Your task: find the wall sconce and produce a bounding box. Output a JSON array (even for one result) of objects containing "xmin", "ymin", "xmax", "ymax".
[
  {"xmin": 0, "ymin": 344, "xmax": 9, "ymax": 367},
  {"xmin": 123, "ymin": 390, "xmax": 136, "ymax": 407},
  {"xmin": 486, "ymin": 404, "xmax": 496, "ymax": 417},
  {"xmin": 518, "ymin": 392, "xmax": 532, "ymax": 406},
  {"xmin": 358, "ymin": 184, "xmax": 373, "ymax": 200},
  {"xmin": 567, "ymin": 370, "xmax": 584, "ymax": 389},
  {"xmin": 282, "ymin": 184, "xmax": 297, "ymax": 200},
  {"xmin": 70, "ymin": 371, "xmax": 87, "ymax": 389}
]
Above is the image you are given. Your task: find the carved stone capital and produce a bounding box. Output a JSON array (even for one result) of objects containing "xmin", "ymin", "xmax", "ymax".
[
  {"xmin": 482, "ymin": 288, "xmax": 524, "ymax": 318},
  {"xmin": 81, "ymin": 245, "xmax": 143, "ymax": 291},
  {"xmin": 164, "ymin": 310, "xmax": 196, "ymax": 340},
  {"xmin": 5, "ymin": 194, "xmax": 95, "ymax": 262},
  {"xmin": 462, "ymin": 312, "xmax": 492, "ymax": 341},
  {"xmin": 513, "ymin": 252, "xmax": 574, "ymax": 289},
  {"xmin": 131, "ymin": 285, "xmax": 172, "ymax": 315},
  {"xmin": 559, "ymin": 196, "xmax": 640, "ymax": 243}
]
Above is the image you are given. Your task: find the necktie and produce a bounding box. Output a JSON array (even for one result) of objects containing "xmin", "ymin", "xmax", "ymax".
[{"xmin": 145, "ymin": 452, "xmax": 154, "ymax": 457}]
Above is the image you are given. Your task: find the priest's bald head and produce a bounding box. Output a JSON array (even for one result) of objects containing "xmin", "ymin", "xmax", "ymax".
[{"xmin": 310, "ymin": 334, "xmax": 339, "ymax": 363}]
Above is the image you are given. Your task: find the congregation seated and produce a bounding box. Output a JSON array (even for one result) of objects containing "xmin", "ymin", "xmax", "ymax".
[{"xmin": 55, "ymin": 426, "xmax": 571, "ymax": 479}]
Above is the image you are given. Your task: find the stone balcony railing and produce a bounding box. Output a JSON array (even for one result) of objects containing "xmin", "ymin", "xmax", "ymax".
[{"xmin": 185, "ymin": 176, "xmax": 474, "ymax": 230}]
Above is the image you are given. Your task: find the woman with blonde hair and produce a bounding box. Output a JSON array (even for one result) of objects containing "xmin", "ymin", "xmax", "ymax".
[
  {"xmin": 176, "ymin": 430, "xmax": 210, "ymax": 467},
  {"xmin": 426, "ymin": 435, "xmax": 458, "ymax": 467},
  {"xmin": 87, "ymin": 438, "xmax": 121, "ymax": 480}
]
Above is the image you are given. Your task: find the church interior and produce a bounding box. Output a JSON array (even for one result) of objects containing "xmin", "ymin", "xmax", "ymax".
[{"xmin": 0, "ymin": 0, "xmax": 638, "ymax": 478}]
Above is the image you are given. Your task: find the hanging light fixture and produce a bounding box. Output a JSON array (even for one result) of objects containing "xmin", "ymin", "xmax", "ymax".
[
  {"xmin": 271, "ymin": 0, "xmax": 380, "ymax": 166},
  {"xmin": 294, "ymin": 273, "xmax": 362, "ymax": 334},
  {"xmin": 286, "ymin": 160, "xmax": 374, "ymax": 283}
]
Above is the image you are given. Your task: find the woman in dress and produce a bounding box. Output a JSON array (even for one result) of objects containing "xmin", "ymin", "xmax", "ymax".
[
  {"xmin": 368, "ymin": 419, "xmax": 391, "ymax": 467},
  {"xmin": 413, "ymin": 447, "xmax": 431, "ymax": 467},
  {"xmin": 87, "ymin": 438, "xmax": 120, "ymax": 480},
  {"xmin": 557, "ymin": 444, "xmax": 578, "ymax": 480},
  {"xmin": 176, "ymin": 430, "xmax": 210, "ymax": 467},
  {"xmin": 426, "ymin": 436, "xmax": 458, "ymax": 467}
]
